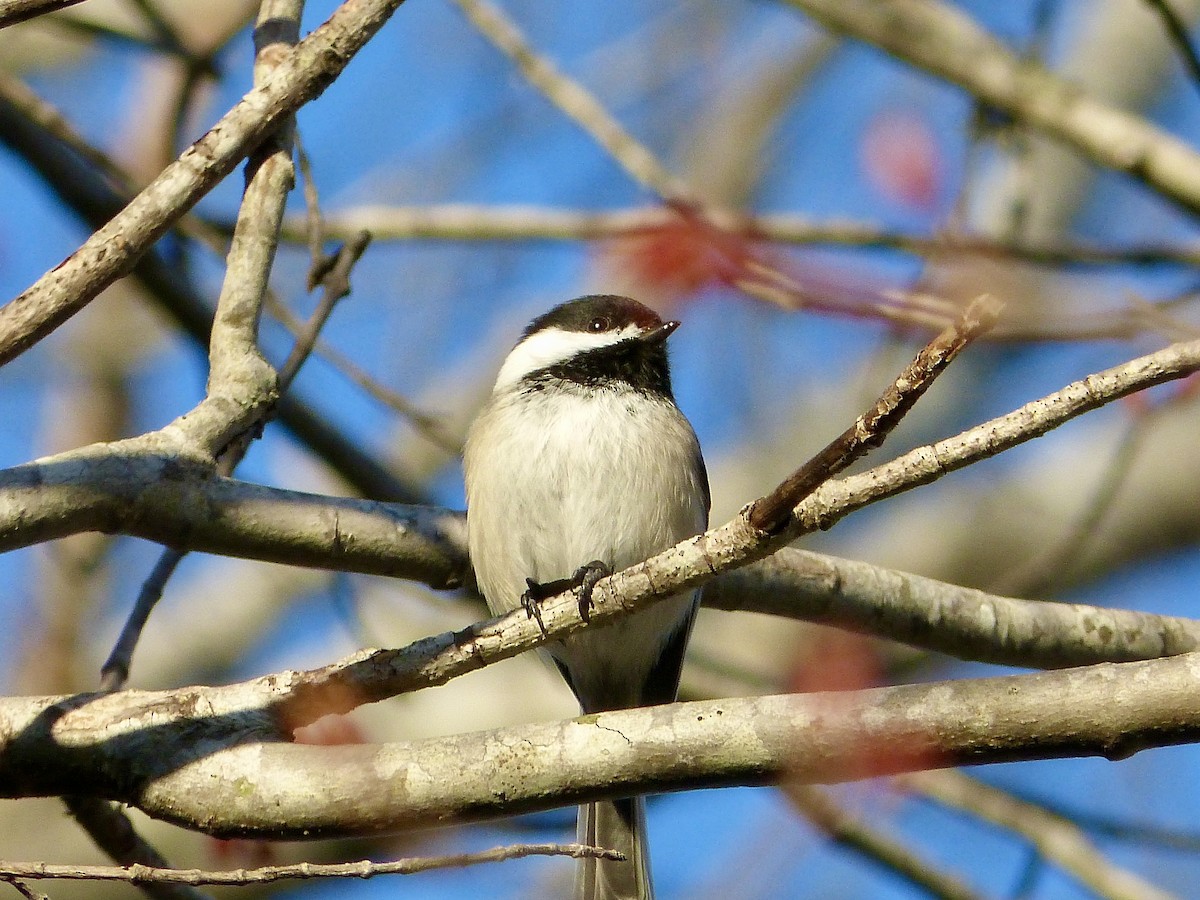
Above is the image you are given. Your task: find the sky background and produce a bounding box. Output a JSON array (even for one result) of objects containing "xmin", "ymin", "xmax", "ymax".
[{"xmin": 3, "ymin": 0, "xmax": 1200, "ymax": 897}]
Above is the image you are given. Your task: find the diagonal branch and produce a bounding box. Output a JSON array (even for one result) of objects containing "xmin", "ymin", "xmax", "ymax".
[
  {"xmin": 749, "ymin": 295, "xmax": 1001, "ymax": 532},
  {"xmin": 0, "ymin": 0, "xmax": 412, "ymax": 368},
  {"xmin": 784, "ymin": 0, "xmax": 1200, "ymax": 217},
  {"xmin": 0, "ymin": 0, "xmax": 87, "ymax": 28}
]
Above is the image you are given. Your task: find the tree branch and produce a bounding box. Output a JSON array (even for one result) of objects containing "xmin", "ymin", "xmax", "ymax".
[
  {"xmin": 903, "ymin": 770, "xmax": 1175, "ymax": 900},
  {"xmin": 0, "ymin": 0, "xmax": 88, "ymax": 29},
  {"xmin": 0, "ymin": 843, "xmax": 620, "ymax": 885},
  {"xmin": 6, "ymin": 654, "xmax": 1200, "ymax": 836},
  {"xmin": 784, "ymin": 0, "xmax": 1200, "ymax": 217},
  {"xmin": 0, "ymin": 0, "xmax": 412, "ymax": 367},
  {"xmin": 280, "ymin": 203, "xmax": 1200, "ymax": 269},
  {"xmin": 749, "ymin": 295, "xmax": 1000, "ymax": 532},
  {"xmin": 706, "ymin": 548, "xmax": 1200, "ymax": 669}
]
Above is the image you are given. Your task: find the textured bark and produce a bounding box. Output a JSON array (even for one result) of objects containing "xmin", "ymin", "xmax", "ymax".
[{"xmin": 3, "ymin": 653, "xmax": 1200, "ymax": 836}]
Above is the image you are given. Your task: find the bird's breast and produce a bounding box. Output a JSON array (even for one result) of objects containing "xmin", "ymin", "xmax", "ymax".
[{"xmin": 464, "ymin": 388, "xmax": 706, "ymax": 615}]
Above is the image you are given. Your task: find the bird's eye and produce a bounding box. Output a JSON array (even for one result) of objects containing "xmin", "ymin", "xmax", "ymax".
[{"xmin": 587, "ymin": 316, "xmax": 610, "ymax": 333}]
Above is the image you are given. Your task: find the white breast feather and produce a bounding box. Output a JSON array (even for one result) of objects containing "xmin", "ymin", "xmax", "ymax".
[{"xmin": 464, "ymin": 385, "xmax": 706, "ymax": 705}]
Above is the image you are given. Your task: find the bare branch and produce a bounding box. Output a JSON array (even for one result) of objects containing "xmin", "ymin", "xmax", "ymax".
[
  {"xmin": 749, "ymin": 295, "xmax": 1001, "ymax": 532},
  {"xmin": 903, "ymin": 770, "xmax": 1176, "ymax": 900},
  {"xmin": 7, "ymin": 654, "xmax": 1200, "ymax": 835},
  {"xmin": 282, "ymin": 203, "xmax": 1200, "ymax": 269},
  {"xmin": 0, "ymin": 0, "xmax": 87, "ymax": 29},
  {"xmin": 784, "ymin": 0, "xmax": 1200, "ymax": 216},
  {"xmin": 0, "ymin": 0, "xmax": 413, "ymax": 368},
  {"xmin": 706, "ymin": 548, "xmax": 1200, "ymax": 669},
  {"xmin": 785, "ymin": 785, "xmax": 979, "ymax": 900},
  {"xmin": 0, "ymin": 843, "xmax": 620, "ymax": 885}
]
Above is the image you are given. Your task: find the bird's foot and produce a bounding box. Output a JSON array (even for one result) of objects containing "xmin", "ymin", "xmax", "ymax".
[
  {"xmin": 571, "ymin": 559, "xmax": 612, "ymax": 623},
  {"xmin": 521, "ymin": 561, "xmax": 612, "ymax": 630},
  {"xmin": 521, "ymin": 577, "xmax": 554, "ymax": 636}
]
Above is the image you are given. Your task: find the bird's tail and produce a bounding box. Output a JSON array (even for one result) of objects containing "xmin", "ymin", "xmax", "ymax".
[{"xmin": 576, "ymin": 796, "xmax": 653, "ymax": 899}]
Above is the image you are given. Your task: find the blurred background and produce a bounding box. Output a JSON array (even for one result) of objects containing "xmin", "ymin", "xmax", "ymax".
[{"xmin": 2, "ymin": 0, "xmax": 1200, "ymax": 896}]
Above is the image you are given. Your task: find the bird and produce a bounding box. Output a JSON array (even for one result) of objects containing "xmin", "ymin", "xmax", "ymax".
[{"xmin": 464, "ymin": 294, "xmax": 709, "ymax": 899}]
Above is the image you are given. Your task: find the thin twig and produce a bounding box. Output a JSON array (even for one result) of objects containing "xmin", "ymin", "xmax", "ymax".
[
  {"xmin": 785, "ymin": 784, "xmax": 980, "ymax": 900},
  {"xmin": 0, "ymin": 844, "xmax": 621, "ymax": 885},
  {"xmin": 62, "ymin": 797, "xmax": 210, "ymax": 900},
  {"xmin": 100, "ymin": 0, "xmax": 308, "ymax": 692},
  {"xmin": 281, "ymin": 203, "xmax": 1200, "ymax": 269},
  {"xmin": 0, "ymin": 0, "xmax": 87, "ymax": 28},
  {"xmin": 278, "ymin": 232, "xmax": 371, "ymax": 386},
  {"xmin": 903, "ymin": 770, "xmax": 1176, "ymax": 900},
  {"xmin": 100, "ymin": 549, "xmax": 185, "ymax": 691},
  {"xmin": 1143, "ymin": 0, "xmax": 1200, "ymax": 99},
  {"xmin": 749, "ymin": 294, "xmax": 1003, "ymax": 533},
  {"xmin": 449, "ymin": 0, "xmax": 692, "ymax": 202}
]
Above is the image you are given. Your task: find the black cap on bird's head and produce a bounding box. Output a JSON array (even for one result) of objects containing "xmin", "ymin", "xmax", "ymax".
[
  {"xmin": 495, "ymin": 295, "xmax": 680, "ymax": 397},
  {"xmin": 524, "ymin": 295, "xmax": 679, "ymax": 344}
]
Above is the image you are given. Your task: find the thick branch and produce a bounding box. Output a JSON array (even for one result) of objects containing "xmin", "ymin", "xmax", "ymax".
[
  {"xmin": 0, "ymin": 452, "xmax": 468, "ymax": 588},
  {"xmin": 4, "ymin": 339, "xmax": 1200, "ymax": 672},
  {"xmin": 706, "ymin": 548, "xmax": 1200, "ymax": 669},
  {"xmin": 785, "ymin": 0, "xmax": 1200, "ymax": 216},
  {"xmin": 4, "ymin": 654, "xmax": 1200, "ymax": 836}
]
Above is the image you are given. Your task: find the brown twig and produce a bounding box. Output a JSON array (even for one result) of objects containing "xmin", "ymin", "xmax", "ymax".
[
  {"xmin": 1143, "ymin": 0, "xmax": 1200, "ymax": 99},
  {"xmin": 0, "ymin": 878, "xmax": 46, "ymax": 900},
  {"xmin": 902, "ymin": 770, "xmax": 1175, "ymax": 900},
  {"xmin": 784, "ymin": 784, "xmax": 980, "ymax": 900},
  {"xmin": 0, "ymin": 0, "xmax": 87, "ymax": 28},
  {"xmin": 748, "ymin": 295, "xmax": 1003, "ymax": 533},
  {"xmin": 0, "ymin": 843, "xmax": 621, "ymax": 886},
  {"xmin": 62, "ymin": 797, "xmax": 210, "ymax": 900}
]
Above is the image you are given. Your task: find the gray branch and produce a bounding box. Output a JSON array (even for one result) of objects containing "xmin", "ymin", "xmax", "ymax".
[
  {"xmin": 4, "ymin": 652, "xmax": 1200, "ymax": 836},
  {"xmin": 0, "ymin": 0, "xmax": 413, "ymax": 367},
  {"xmin": 785, "ymin": 0, "xmax": 1200, "ymax": 216}
]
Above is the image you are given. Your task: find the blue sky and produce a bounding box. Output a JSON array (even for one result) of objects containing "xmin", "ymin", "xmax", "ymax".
[{"xmin": 3, "ymin": 0, "xmax": 1200, "ymax": 896}]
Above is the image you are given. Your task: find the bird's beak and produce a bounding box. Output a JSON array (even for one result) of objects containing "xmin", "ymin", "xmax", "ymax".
[{"xmin": 640, "ymin": 320, "xmax": 680, "ymax": 344}]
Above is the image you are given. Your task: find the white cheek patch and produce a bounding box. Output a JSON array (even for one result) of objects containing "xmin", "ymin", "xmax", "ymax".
[{"xmin": 493, "ymin": 324, "xmax": 643, "ymax": 392}]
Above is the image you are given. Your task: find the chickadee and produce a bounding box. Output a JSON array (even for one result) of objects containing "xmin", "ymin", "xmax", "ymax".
[{"xmin": 464, "ymin": 295, "xmax": 709, "ymax": 900}]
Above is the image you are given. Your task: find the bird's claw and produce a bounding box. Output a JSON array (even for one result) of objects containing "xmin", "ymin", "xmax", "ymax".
[
  {"xmin": 571, "ymin": 560, "xmax": 611, "ymax": 623},
  {"xmin": 521, "ymin": 562, "xmax": 611, "ymax": 630},
  {"xmin": 521, "ymin": 578, "xmax": 550, "ymax": 636}
]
